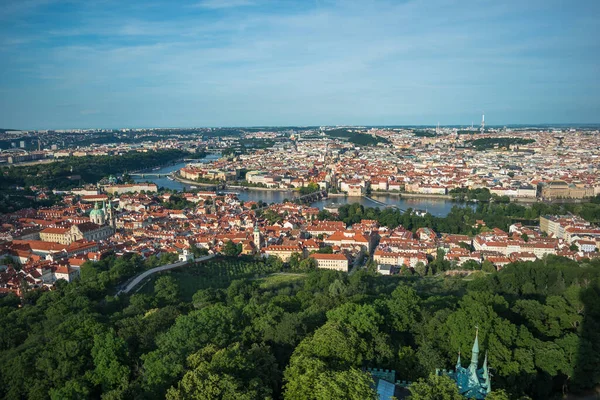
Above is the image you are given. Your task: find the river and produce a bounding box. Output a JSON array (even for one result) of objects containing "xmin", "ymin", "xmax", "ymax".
[{"xmin": 133, "ymin": 155, "xmax": 465, "ymax": 217}]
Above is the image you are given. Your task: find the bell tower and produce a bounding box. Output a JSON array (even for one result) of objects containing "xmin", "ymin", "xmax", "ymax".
[
  {"xmin": 253, "ymin": 224, "xmax": 262, "ymax": 250},
  {"xmin": 107, "ymin": 201, "xmax": 116, "ymax": 229}
]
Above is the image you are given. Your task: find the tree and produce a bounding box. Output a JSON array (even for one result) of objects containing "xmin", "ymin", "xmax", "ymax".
[
  {"xmin": 329, "ymin": 279, "xmax": 348, "ymax": 297},
  {"xmin": 90, "ymin": 329, "xmax": 129, "ymax": 391},
  {"xmin": 414, "ymin": 261, "xmax": 427, "ymax": 276},
  {"xmin": 312, "ymin": 368, "xmax": 377, "ymax": 400},
  {"xmin": 431, "ymin": 248, "xmax": 450, "ymax": 272},
  {"xmin": 299, "ymin": 257, "xmax": 317, "ymax": 272},
  {"xmin": 399, "ymin": 265, "xmax": 412, "ymax": 276},
  {"xmin": 283, "ymin": 356, "xmax": 377, "ymax": 400},
  {"xmin": 487, "ymin": 389, "xmax": 511, "ymax": 400},
  {"xmin": 315, "ymin": 246, "xmax": 333, "ymax": 254},
  {"xmin": 155, "ymin": 275, "xmax": 179, "ymax": 305},
  {"xmin": 387, "ymin": 285, "xmax": 421, "ymax": 332},
  {"xmin": 482, "ymin": 259, "xmax": 496, "ymax": 273},
  {"xmin": 288, "ymin": 253, "xmax": 302, "ymax": 269},
  {"xmin": 299, "ymin": 182, "xmax": 320, "ymax": 196},
  {"xmin": 569, "ymin": 243, "xmax": 579, "ymax": 252},
  {"xmin": 49, "ymin": 379, "xmax": 91, "ymax": 400},
  {"xmin": 141, "ymin": 304, "xmax": 237, "ymax": 392},
  {"xmin": 191, "ymin": 244, "xmax": 209, "ymax": 258},
  {"xmin": 408, "ymin": 374, "xmax": 463, "ymax": 400},
  {"xmin": 461, "ymin": 260, "xmax": 480, "ymax": 271},
  {"xmin": 521, "ymin": 233, "xmax": 529, "ymax": 242},
  {"xmin": 166, "ymin": 343, "xmax": 278, "ymax": 400},
  {"xmin": 222, "ymin": 240, "xmax": 242, "ymax": 256}
]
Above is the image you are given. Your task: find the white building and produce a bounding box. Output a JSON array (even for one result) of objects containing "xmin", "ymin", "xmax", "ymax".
[{"xmin": 309, "ymin": 253, "xmax": 349, "ymax": 272}]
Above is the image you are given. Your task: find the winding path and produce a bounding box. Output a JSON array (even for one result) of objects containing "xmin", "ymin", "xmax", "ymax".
[{"xmin": 117, "ymin": 254, "xmax": 215, "ymax": 296}]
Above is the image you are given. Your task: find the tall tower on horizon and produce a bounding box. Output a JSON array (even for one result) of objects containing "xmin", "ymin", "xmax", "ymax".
[{"xmin": 480, "ymin": 113, "xmax": 485, "ymax": 133}]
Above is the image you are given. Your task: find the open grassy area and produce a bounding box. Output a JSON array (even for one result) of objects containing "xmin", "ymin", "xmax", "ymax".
[
  {"xmin": 256, "ymin": 273, "xmax": 307, "ymax": 289},
  {"xmin": 137, "ymin": 257, "xmax": 284, "ymax": 301}
]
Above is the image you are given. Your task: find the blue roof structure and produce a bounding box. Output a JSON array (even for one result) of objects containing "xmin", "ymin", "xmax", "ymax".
[
  {"xmin": 437, "ymin": 328, "xmax": 492, "ymax": 399},
  {"xmin": 376, "ymin": 379, "xmax": 396, "ymax": 400}
]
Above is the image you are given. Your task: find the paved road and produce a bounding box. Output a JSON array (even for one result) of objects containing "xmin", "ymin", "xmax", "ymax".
[{"xmin": 117, "ymin": 254, "xmax": 215, "ymax": 296}]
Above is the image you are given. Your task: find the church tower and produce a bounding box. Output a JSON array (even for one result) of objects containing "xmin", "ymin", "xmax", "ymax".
[
  {"xmin": 107, "ymin": 201, "xmax": 116, "ymax": 229},
  {"xmin": 253, "ymin": 224, "xmax": 262, "ymax": 250}
]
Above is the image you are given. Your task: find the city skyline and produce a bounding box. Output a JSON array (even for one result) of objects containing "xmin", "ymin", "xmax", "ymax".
[{"xmin": 1, "ymin": 0, "xmax": 599, "ymax": 129}]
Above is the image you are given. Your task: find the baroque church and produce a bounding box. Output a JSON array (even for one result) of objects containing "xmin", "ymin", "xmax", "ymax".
[
  {"xmin": 40, "ymin": 201, "xmax": 115, "ymax": 245},
  {"xmin": 74, "ymin": 201, "xmax": 115, "ymax": 242}
]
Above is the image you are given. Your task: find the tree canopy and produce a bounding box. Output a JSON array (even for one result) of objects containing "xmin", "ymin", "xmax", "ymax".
[{"xmin": 0, "ymin": 253, "xmax": 599, "ymax": 399}]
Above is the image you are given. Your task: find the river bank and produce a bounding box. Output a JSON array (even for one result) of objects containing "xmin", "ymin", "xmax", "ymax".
[
  {"xmin": 170, "ymin": 173, "xmax": 220, "ymax": 187},
  {"xmin": 172, "ymin": 172, "xmax": 297, "ymax": 193},
  {"xmin": 136, "ymin": 161, "xmax": 471, "ymax": 216},
  {"xmin": 372, "ymin": 191, "xmax": 452, "ymax": 200}
]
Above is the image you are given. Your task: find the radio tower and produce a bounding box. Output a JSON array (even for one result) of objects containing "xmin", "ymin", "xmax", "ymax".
[{"xmin": 480, "ymin": 113, "xmax": 485, "ymax": 133}]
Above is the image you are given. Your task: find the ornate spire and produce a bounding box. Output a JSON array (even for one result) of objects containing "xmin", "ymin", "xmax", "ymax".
[
  {"xmin": 470, "ymin": 326, "xmax": 480, "ymax": 371},
  {"xmin": 482, "ymin": 351, "xmax": 489, "ymax": 380},
  {"xmin": 456, "ymin": 350, "xmax": 462, "ymax": 369}
]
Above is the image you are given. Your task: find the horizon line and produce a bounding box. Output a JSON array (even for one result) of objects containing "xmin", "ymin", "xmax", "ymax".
[{"xmin": 4, "ymin": 122, "xmax": 600, "ymax": 132}]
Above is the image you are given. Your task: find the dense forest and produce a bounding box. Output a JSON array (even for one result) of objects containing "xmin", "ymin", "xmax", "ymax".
[
  {"xmin": 1, "ymin": 251, "xmax": 599, "ymax": 399},
  {"xmin": 0, "ymin": 149, "xmax": 192, "ymax": 190}
]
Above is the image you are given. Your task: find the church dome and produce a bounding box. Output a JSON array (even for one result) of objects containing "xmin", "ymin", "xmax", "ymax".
[{"xmin": 89, "ymin": 202, "xmax": 105, "ymax": 218}]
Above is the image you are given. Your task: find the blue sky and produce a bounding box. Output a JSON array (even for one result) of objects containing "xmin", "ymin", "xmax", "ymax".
[{"xmin": 0, "ymin": 0, "xmax": 598, "ymax": 129}]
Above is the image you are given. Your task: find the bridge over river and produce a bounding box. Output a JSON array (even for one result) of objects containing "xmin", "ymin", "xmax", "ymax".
[
  {"xmin": 364, "ymin": 196, "xmax": 407, "ymax": 212},
  {"xmin": 129, "ymin": 172, "xmax": 170, "ymax": 178}
]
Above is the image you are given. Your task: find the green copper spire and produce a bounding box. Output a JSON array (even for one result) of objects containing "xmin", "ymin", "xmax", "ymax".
[
  {"xmin": 482, "ymin": 351, "xmax": 489, "ymax": 380},
  {"xmin": 469, "ymin": 326, "xmax": 480, "ymax": 372},
  {"xmin": 440, "ymin": 326, "xmax": 491, "ymax": 400}
]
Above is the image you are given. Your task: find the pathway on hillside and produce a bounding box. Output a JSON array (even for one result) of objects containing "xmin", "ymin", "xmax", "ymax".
[{"xmin": 117, "ymin": 254, "xmax": 215, "ymax": 296}]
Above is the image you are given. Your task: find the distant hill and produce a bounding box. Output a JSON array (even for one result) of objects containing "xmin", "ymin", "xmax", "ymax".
[{"xmin": 324, "ymin": 128, "xmax": 390, "ymax": 146}]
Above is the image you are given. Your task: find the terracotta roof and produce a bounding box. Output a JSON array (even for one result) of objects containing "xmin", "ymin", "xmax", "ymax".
[
  {"xmin": 309, "ymin": 253, "xmax": 348, "ymax": 260},
  {"xmin": 41, "ymin": 227, "xmax": 69, "ymax": 234}
]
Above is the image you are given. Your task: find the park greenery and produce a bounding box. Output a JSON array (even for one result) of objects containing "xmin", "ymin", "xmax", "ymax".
[
  {"xmin": 412, "ymin": 129, "xmax": 437, "ymax": 137},
  {"xmin": 0, "ymin": 149, "xmax": 192, "ymax": 191},
  {"xmin": 221, "ymin": 138, "xmax": 278, "ymax": 156},
  {"xmin": 325, "ymin": 128, "xmax": 391, "ymax": 146},
  {"xmin": 0, "ymin": 187, "xmax": 62, "ymax": 214},
  {"xmin": 298, "ymin": 182, "xmax": 321, "ymax": 196},
  {"xmin": 449, "ymin": 187, "xmax": 494, "ymax": 202},
  {"xmin": 467, "ymin": 137, "xmax": 536, "ymax": 151},
  {"xmin": 159, "ymin": 194, "xmax": 196, "ymax": 210},
  {"xmin": 0, "ymin": 149, "xmax": 198, "ymax": 213},
  {"xmin": 317, "ymin": 200, "xmax": 600, "ymax": 235},
  {"xmin": 0, "ymin": 251, "xmax": 599, "ymax": 399}
]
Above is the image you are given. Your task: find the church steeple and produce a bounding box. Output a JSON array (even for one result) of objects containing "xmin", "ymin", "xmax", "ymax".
[
  {"xmin": 253, "ymin": 223, "xmax": 262, "ymax": 250},
  {"xmin": 107, "ymin": 201, "xmax": 116, "ymax": 229},
  {"xmin": 482, "ymin": 351, "xmax": 489, "ymax": 380},
  {"xmin": 439, "ymin": 326, "xmax": 491, "ymax": 400},
  {"xmin": 470, "ymin": 326, "xmax": 480, "ymax": 371}
]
